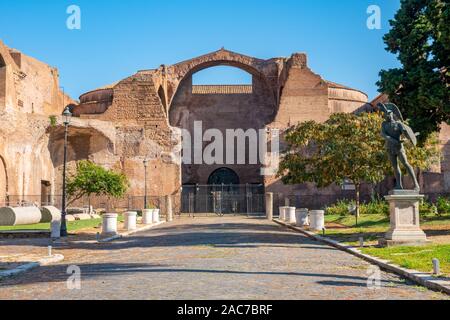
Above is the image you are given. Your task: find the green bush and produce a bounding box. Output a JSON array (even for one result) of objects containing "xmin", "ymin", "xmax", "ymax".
[
  {"xmin": 325, "ymin": 200, "xmax": 354, "ymax": 216},
  {"xmin": 326, "ymin": 199, "xmax": 389, "ymax": 216},
  {"xmin": 436, "ymin": 196, "xmax": 450, "ymax": 215},
  {"xmin": 360, "ymin": 199, "xmax": 389, "ymax": 216},
  {"xmin": 420, "ymin": 199, "xmax": 438, "ymax": 216}
]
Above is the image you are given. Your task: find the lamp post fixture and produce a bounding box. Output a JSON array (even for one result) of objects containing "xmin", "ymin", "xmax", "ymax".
[
  {"xmin": 60, "ymin": 106, "xmax": 72, "ymax": 237},
  {"xmin": 143, "ymin": 159, "xmax": 148, "ymax": 209}
]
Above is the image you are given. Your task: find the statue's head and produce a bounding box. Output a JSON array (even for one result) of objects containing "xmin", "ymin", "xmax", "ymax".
[
  {"xmin": 385, "ymin": 110, "xmax": 395, "ymax": 122},
  {"xmin": 378, "ymin": 102, "xmax": 403, "ymax": 123}
]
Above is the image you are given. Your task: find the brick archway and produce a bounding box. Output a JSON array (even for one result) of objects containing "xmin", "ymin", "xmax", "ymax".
[
  {"xmin": 166, "ymin": 48, "xmax": 279, "ymax": 110},
  {"xmin": 208, "ymin": 167, "xmax": 240, "ymax": 185}
]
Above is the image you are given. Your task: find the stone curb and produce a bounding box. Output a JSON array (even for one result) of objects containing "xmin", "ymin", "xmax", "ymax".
[
  {"xmin": 273, "ymin": 219, "xmax": 450, "ymax": 295},
  {"xmin": 99, "ymin": 221, "xmax": 166, "ymax": 242},
  {"xmin": 0, "ymin": 254, "xmax": 65, "ymax": 280}
]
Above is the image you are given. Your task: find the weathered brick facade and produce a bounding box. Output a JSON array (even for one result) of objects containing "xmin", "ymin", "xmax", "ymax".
[{"xmin": 0, "ymin": 44, "xmax": 448, "ymax": 209}]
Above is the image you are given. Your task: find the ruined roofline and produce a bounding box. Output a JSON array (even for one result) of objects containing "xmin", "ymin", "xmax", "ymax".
[
  {"xmin": 135, "ymin": 48, "xmax": 273, "ymax": 73},
  {"xmin": 0, "ymin": 40, "xmax": 58, "ymax": 73},
  {"xmin": 134, "ymin": 49, "xmax": 291, "ymax": 73},
  {"xmin": 326, "ymin": 80, "xmax": 368, "ymax": 98},
  {"xmin": 170, "ymin": 48, "xmax": 269, "ymax": 67},
  {"xmin": 79, "ymin": 82, "xmax": 119, "ymax": 100}
]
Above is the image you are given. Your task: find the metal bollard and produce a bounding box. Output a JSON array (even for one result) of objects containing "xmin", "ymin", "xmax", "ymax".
[{"xmin": 432, "ymin": 258, "xmax": 440, "ymax": 275}]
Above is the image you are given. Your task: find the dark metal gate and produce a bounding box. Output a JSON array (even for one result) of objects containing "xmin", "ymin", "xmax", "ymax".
[{"xmin": 181, "ymin": 184, "xmax": 265, "ymax": 215}]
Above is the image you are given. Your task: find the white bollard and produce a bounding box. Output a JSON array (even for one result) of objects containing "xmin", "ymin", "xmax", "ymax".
[
  {"xmin": 309, "ymin": 210, "xmax": 325, "ymax": 231},
  {"xmin": 51, "ymin": 220, "xmax": 61, "ymax": 239},
  {"xmin": 101, "ymin": 213, "xmax": 118, "ymax": 236},
  {"xmin": 142, "ymin": 209, "xmax": 153, "ymax": 225},
  {"xmin": 432, "ymin": 258, "xmax": 440, "ymax": 275},
  {"xmin": 166, "ymin": 195, "xmax": 173, "ymax": 222},
  {"xmin": 286, "ymin": 207, "xmax": 296, "ymax": 224},
  {"xmin": 152, "ymin": 209, "xmax": 160, "ymax": 223},
  {"xmin": 124, "ymin": 211, "xmax": 137, "ymax": 231},
  {"xmin": 295, "ymin": 208, "xmax": 309, "ymax": 227},
  {"xmin": 279, "ymin": 207, "xmax": 287, "ymax": 220},
  {"xmin": 359, "ymin": 237, "xmax": 364, "ymax": 248},
  {"xmin": 284, "ymin": 207, "xmax": 292, "ymax": 222}
]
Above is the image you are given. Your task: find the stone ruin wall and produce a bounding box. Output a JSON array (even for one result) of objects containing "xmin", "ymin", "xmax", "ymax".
[
  {"xmin": 2, "ymin": 43, "xmax": 447, "ymax": 211},
  {"xmin": 0, "ymin": 40, "xmax": 76, "ymax": 205}
]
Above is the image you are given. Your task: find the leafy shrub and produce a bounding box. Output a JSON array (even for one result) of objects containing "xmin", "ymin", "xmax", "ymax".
[
  {"xmin": 436, "ymin": 196, "xmax": 450, "ymax": 215},
  {"xmin": 326, "ymin": 199, "xmax": 389, "ymax": 216},
  {"xmin": 360, "ymin": 199, "xmax": 389, "ymax": 216},
  {"xmin": 325, "ymin": 200, "xmax": 354, "ymax": 216},
  {"xmin": 420, "ymin": 199, "xmax": 438, "ymax": 216}
]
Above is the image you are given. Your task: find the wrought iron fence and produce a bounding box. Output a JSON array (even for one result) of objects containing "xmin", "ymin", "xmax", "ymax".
[
  {"xmin": 0, "ymin": 195, "xmax": 172, "ymax": 218},
  {"xmin": 2, "ymin": 191, "xmax": 448, "ymax": 217},
  {"xmin": 180, "ymin": 184, "xmax": 265, "ymax": 215}
]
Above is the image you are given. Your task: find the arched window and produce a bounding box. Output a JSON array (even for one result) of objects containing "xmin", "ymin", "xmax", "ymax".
[
  {"xmin": 192, "ymin": 66, "xmax": 252, "ymax": 85},
  {"xmin": 192, "ymin": 66, "xmax": 252, "ymax": 94},
  {"xmin": 208, "ymin": 167, "xmax": 240, "ymax": 185}
]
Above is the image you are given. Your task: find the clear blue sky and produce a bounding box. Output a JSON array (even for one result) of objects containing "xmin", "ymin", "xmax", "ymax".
[{"xmin": 0, "ymin": 0, "xmax": 401, "ymax": 101}]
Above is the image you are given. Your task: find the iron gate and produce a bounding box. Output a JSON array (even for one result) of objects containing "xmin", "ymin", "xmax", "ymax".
[{"xmin": 181, "ymin": 184, "xmax": 265, "ymax": 215}]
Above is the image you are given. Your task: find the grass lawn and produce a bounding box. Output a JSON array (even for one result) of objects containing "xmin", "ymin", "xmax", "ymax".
[
  {"xmin": 362, "ymin": 245, "xmax": 450, "ymax": 276},
  {"xmin": 321, "ymin": 213, "xmax": 450, "ymax": 276},
  {"xmin": 0, "ymin": 215, "xmax": 124, "ymax": 232},
  {"xmin": 325, "ymin": 213, "xmax": 450, "ymax": 229}
]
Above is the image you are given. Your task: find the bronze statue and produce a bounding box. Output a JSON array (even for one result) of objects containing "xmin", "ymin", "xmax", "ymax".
[{"xmin": 378, "ymin": 103, "xmax": 420, "ymax": 192}]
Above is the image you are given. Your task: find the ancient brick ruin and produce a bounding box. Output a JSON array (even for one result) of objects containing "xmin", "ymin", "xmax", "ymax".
[{"xmin": 0, "ymin": 41, "xmax": 448, "ymax": 210}]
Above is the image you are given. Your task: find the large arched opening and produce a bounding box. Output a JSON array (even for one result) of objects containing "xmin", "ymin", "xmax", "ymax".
[
  {"xmin": 207, "ymin": 167, "xmax": 240, "ymax": 185},
  {"xmin": 170, "ymin": 60, "xmax": 273, "ymax": 215}
]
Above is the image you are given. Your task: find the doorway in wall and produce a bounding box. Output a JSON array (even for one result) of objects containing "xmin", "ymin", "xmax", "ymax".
[{"xmin": 41, "ymin": 180, "xmax": 51, "ymax": 206}]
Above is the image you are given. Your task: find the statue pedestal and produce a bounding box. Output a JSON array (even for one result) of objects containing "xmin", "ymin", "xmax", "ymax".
[{"xmin": 379, "ymin": 190, "xmax": 430, "ymax": 247}]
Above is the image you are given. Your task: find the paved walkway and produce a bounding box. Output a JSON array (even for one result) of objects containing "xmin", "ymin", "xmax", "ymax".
[{"xmin": 0, "ymin": 217, "xmax": 448, "ymax": 300}]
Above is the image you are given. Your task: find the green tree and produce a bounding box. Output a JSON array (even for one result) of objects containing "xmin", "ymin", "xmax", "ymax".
[
  {"xmin": 277, "ymin": 112, "xmax": 440, "ymax": 221},
  {"xmin": 377, "ymin": 0, "xmax": 449, "ymax": 143},
  {"xmin": 66, "ymin": 160, "xmax": 129, "ymax": 209}
]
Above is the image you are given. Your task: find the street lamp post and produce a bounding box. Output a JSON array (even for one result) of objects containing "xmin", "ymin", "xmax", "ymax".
[
  {"xmin": 60, "ymin": 107, "xmax": 72, "ymax": 237},
  {"xmin": 143, "ymin": 159, "xmax": 148, "ymax": 209}
]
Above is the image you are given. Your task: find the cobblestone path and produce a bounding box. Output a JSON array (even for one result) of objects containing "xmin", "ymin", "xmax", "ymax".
[{"xmin": 0, "ymin": 217, "xmax": 447, "ymax": 300}]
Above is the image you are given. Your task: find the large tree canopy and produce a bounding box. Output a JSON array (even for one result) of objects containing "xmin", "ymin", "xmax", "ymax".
[
  {"xmin": 66, "ymin": 160, "xmax": 129, "ymax": 208},
  {"xmin": 377, "ymin": 0, "xmax": 449, "ymax": 143}
]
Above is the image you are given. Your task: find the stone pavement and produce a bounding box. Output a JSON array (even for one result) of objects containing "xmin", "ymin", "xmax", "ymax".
[{"xmin": 0, "ymin": 217, "xmax": 448, "ymax": 300}]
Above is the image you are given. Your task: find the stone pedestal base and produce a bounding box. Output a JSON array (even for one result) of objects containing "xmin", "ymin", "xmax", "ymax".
[
  {"xmin": 142, "ymin": 209, "xmax": 153, "ymax": 225},
  {"xmin": 379, "ymin": 190, "xmax": 429, "ymax": 247},
  {"xmin": 101, "ymin": 213, "xmax": 118, "ymax": 236},
  {"xmin": 295, "ymin": 208, "xmax": 309, "ymax": 227},
  {"xmin": 286, "ymin": 207, "xmax": 296, "ymax": 224},
  {"xmin": 310, "ymin": 210, "xmax": 325, "ymax": 231},
  {"xmin": 152, "ymin": 209, "xmax": 160, "ymax": 223},
  {"xmin": 124, "ymin": 211, "xmax": 137, "ymax": 231}
]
